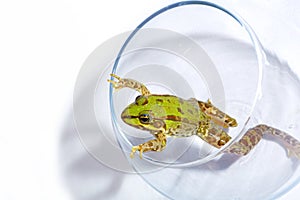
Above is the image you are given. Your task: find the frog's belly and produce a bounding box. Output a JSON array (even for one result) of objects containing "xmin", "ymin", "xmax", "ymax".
[{"xmin": 166, "ymin": 123, "xmax": 198, "ymax": 137}]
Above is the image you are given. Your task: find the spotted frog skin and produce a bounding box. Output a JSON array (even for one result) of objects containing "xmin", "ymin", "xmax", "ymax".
[{"xmin": 108, "ymin": 74, "xmax": 300, "ymax": 159}]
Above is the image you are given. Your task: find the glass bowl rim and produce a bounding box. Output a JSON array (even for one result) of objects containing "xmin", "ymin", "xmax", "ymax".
[{"xmin": 108, "ymin": 0, "xmax": 266, "ymax": 168}]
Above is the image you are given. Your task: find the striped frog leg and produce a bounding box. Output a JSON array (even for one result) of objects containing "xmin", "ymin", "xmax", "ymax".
[
  {"xmin": 197, "ymin": 99, "xmax": 238, "ymax": 128},
  {"xmin": 226, "ymin": 124, "xmax": 300, "ymax": 159},
  {"xmin": 108, "ymin": 74, "xmax": 150, "ymax": 95}
]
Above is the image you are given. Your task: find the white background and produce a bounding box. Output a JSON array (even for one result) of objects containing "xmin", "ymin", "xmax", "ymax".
[{"xmin": 0, "ymin": 0, "xmax": 299, "ymax": 199}]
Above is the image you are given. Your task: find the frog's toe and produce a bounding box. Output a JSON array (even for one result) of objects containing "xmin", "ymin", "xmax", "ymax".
[
  {"xmin": 107, "ymin": 79, "xmax": 116, "ymax": 86},
  {"xmin": 107, "ymin": 80, "xmax": 122, "ymax": 91},
  {"xmin": 110, "ymin": 73, "xmax": 121, "ymax": 80},
  {"xmin": 139, "ymin": 150, "xmax": 143, "ymax": 159},
  {"xmin": 130, "ymin": 146, "xmax": 140, "ymax": 159},
  {"xmin": 287, "ymin": 148, "xmax": 300, "ymax": 160},
  {"xmin": 107, "ymin": 74, "xmax": 123, "ymax": 88},
  {"xmin": 130, "ymin": 151, "xmax": 135, "ymax": 159}
]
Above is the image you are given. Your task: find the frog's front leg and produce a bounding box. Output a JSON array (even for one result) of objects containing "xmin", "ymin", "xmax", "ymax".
[
  {"xmin": 130, "ymin": 132, "xmax": 167, "ymax": 159},
  {"xmin": 108, "ymin": 74, "xmax": 150, "ymax": 95}
]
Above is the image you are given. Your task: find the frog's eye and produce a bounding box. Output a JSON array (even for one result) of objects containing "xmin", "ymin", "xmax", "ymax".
[
  {"xmin": 139, "ymin": 113, "xmax": 151, "ymax": 124},
  {"xmin": 135, "ymin": 95, "xmax": 148, "ymax": 106},
  {"xmin": 135, "ymin": 95, "xmax": 142, "ymax": 102}
]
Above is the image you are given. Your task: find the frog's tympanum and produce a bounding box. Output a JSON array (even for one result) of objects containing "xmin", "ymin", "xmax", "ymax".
[{"xmin": 108, "ymin": 74, "xmax": 300, "ymax": 159}]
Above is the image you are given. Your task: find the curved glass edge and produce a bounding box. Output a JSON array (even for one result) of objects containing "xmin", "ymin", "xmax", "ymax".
[{"xmin": 109, "ymin": 1, "xmax": 265, "ymax": 167}]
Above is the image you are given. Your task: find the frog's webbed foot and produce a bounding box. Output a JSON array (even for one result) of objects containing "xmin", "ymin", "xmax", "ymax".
[
  {"xmin": 269, "ymin": 126, "xmax": 300, "ymax": 160},
  {"xmin": 130, "ymin": 132, "xmax": 167, "ymax": 159},
  {"xmin": 107, "ymin": 74, "xmax": 151, "ymax": 95},
  {"xmin": 286, "ymin": 146, "xmax": 300, "ymax": 160},
  {"xmin": 198, "ymin": 99, "xmax": 238, "ymax": 128}
]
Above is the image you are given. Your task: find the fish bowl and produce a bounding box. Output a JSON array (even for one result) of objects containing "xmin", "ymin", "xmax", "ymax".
[{"xmin": 78, "ymin": 1, "xmax": 300, "ymax": 200}]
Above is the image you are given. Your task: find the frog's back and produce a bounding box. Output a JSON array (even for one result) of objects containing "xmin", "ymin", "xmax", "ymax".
[{"xmin": 146, "ymin": 94, "xmax": 205, "ymax": 125}]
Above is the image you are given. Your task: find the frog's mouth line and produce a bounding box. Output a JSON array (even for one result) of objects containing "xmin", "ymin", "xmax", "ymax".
[
  {"xmin": 122, "ymin": 115, "xmax": 139, "ymax": 119},
  {"xmin": 122, "ymin": 115, "xmax": 182, "ymax": 121},
  {"xmin": 121, "ymin": 115, "xmax": 150, "ymax": 130}
]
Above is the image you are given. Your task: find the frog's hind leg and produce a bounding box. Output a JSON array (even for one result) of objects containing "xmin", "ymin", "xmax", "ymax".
[
  {"xmin": 225, "ymin": 125, "xmax": 264, "ymax": 156},
  {"xmin": 108, "ymin": 74, "xmax": 150, "ymax": 95},
  {"xmin": 130, "ymin": 132, "xmax": 167, "ymax": 159},
  {"xmin": 197, "ymin": 121, "xmax": 232, "ymax": 148},
  {"xmin": 225, "ymin": 124, "xmax": 300, "ymax": 159},
  {"xmin": 198, "ymin": 99, "xmax": 238, "ymax": 128}
]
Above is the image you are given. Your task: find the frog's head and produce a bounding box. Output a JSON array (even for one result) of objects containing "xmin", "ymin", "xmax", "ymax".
[{"xmin": 121, "ymin": 95, "xmax": 167, "ymax": 132}]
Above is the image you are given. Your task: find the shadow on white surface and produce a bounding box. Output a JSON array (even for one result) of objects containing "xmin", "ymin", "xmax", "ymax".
[
  {"xmin": 59, "ymin": 113, "xmax": 125, "ymax": 200},
  {"xmin": 58, "ymin": 42, "xmax": 300, "ymax": 200}
]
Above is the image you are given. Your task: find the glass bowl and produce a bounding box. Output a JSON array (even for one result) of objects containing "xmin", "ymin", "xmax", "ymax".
[{"xmin": 108, "ymin": 1, "xmax": 300, "ymax": 199}]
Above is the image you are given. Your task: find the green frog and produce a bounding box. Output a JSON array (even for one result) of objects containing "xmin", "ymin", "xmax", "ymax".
[{"xmin": 108, "ymin": 74, "xmax": 300, "ymax": 159}]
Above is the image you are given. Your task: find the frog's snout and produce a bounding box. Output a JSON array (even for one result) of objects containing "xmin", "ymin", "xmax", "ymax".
[
  {"xmin": 121, "ymin": 109, "xmax": 127, "ymax": 119},
  {"xmin": 120, "ymin": 107, "xmax": 137, "ymax": 125},
  {"xmin": 121, "ymin": 108, "xmax": 130, "ymax": 121}
]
